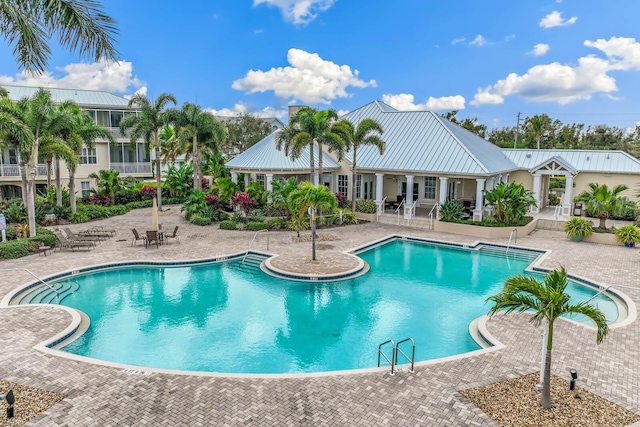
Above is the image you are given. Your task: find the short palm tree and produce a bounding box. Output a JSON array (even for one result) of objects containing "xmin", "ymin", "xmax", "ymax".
[
  {"xmin": 331, "ymin": 118, "xmax": 385, "ymax": 211},
  {"xmin": 487, "ymin": 267, "xmax": 608, "ymax": 409},
  {"xmin": 574, "ymin": 183, "xmax": 629, "ymax": 229},
  {"xmin": 0, "ymin": 0, "xmax": 118, "ymax": 72},
  {"xmin": 287, "ymin": 182, "xmax": 337, "ymax": 261},
  {"xmin": 120, "ymin": 93, "xmax": 177, "ymax": 212},
  {"xmin": 89, "ymin": 169, "xmax": 125, "ymax": 206},
  {"xmin": 276, "ymin": 108, "xmax": 340, "ymax": 186}
]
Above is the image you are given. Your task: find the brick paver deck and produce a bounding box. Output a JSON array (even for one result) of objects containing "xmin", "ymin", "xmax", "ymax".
[{"xmin": 0, "ymin": 206, "xmax": 638, "ymax": 426}]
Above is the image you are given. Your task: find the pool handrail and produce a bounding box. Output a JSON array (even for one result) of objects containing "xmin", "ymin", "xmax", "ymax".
[
  {"xmin": 242, "ymin": 229, "xmax": 268, "ymax": 264},
  {"xmin": 0, "ymin": 268, "xmax": 59, "ymax": 299}
]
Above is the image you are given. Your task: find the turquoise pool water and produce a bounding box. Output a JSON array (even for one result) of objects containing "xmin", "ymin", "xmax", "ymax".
[{"xmin": 54, "ymin": 240, "xmax": 617, "ymax": 374}]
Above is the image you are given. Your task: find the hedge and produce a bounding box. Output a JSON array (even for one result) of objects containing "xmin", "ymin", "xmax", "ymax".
[
  {"xmin": 219, "ymin": 220, "xmax": 238, "ymax": 230},
  {"xmin": 247, "ymin": 221, "xmax": 269, "ymax": 231}
]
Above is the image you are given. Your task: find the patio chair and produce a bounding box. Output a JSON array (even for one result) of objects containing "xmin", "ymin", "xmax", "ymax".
[
  {"xmin": 54, "ymin": 231, "xmax": 94, "ymax": 251},
  {"xmin": 131, "ymin": 229, "xmax": 146, "ymax": 246},
  {"xmin": 164, "ymin": 226, "xmax": 180, "ymax": 244},
  {"xmin": 145, "ymin": 230, "xmax": 160, "ymax": 249},
  {"xmin": 63, "ymin": 227, "xmax": 101, "ymax": 243}
]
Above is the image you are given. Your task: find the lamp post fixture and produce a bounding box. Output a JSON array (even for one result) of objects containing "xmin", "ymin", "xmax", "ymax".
[{"xmin": 0, "ymin": 390, "xmax": 15, "ymax": 419}]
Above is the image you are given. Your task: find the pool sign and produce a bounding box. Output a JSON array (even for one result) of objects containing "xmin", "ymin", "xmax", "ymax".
[{"xmin": 0, "ymin": 214, "xmax": 5, "ymax": 242}]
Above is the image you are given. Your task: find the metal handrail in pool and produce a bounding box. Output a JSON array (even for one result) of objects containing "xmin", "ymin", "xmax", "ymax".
[
  {"xmin": 378, "ymin": 340, "xmax": 395, "ymax": 375},
  {"xmin": 395, "ymin": 338, "xmax": 416, "ymax": 373}
]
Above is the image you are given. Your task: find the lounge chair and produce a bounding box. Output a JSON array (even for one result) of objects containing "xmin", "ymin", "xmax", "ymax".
[
  {"xmin": 131, "ymin": 229, "xmax": 146, "ymax": 246},
  {"xmin": 164, "ymin": 226, "xmax": 179, "ymax": 244},
  {"xmin": 145, "ymin": 230, "xmax": 160, "ymax": 248},
  {"xmin": 54, "ymin": 231, "xmax": 94, "ymax": 251},
  {"xmin": 63, "ymin": 227, "xmax": 102, "ymax": 242}
]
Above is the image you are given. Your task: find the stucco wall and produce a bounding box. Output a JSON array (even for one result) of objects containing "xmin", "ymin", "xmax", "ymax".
[{"xmin": 573, "ymin": 172, "xmax": 639, "ymax": 200}]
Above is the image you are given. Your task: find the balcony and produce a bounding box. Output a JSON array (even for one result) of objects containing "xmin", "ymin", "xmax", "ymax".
[
  {"xmin": 0, "ymin": 164, "xmax": 49, "ymax": 178},
  {"xmin": 110, "ymin": 162, "xmax": 152, "ymax": 175}
]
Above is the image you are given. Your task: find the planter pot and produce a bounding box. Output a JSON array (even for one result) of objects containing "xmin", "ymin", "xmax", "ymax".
[
  {"xmin": 624, "ymin": 242, "xmax": 635, "ymax": 248},
  {"xmin": 571, "ymin": 235, "xmax": 583, "ymax": 242}
]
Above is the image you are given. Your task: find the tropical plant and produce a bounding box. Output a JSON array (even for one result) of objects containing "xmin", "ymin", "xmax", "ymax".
[
  {"xmin": 162, "ymin": 163, "xmax": 193, "ymax": 198},
  {"xmin": 614, "ymin": 224, "xmax": 640, "ymax": 247},
  {"xmin": 230, "ymin": 192, "xmax": 257, "ymax": 216},
  {"xmin": 211, "ymin": 177, "xmax": 239, "ymax": 203},
  {"xmin": 331, "ymin": 117, "xmax": 385, "ymax": 210},
  {"xmin": 355, "ymin": 199, "xmax": 377, "ymax": 214},
  {"xmin": 164, "ymin": 103, "xmax": 226, "ymax": 191},
  {"xmin": 487, "ymin": 267, "xmax": 608, "ymax": 409},
  {"xmin": 563, "ymin": 217, "xmax": 593, "ymax": 241},
  {"xmin": 88, "ymin": 169, "xmax": 127, "ymax": 205},
  {"xmin": 265, "ymin": 178, "xmax": 299, "ymax": 216},
  {"xmin": 0, "ymin": 0, "xmax": 118, "ymax": 73},
  {"xmin": 276, "ymin": 107, "xmax": 340, "ymax": 186},
  {"xmin": 483, "ymin": 182, "xmax": 536, "ymax": 224},
  {"xmin": 221, "ymin": 113, "xmax": 273, "ymax": 153},
  {"xmin": 120, "ymin": 93, "xmax": 177, "ymax": 212},
  {"xmin": 181, "ymin": 190, "xmax": 207, "ymax": 222},
  {"xmin": 574, "ymin": 183, "xmax": 629, "ymax": 229},
  {"xmin": 287, "ymin": 182, "xmax": 337, "ymax": 260},
  {"xmin": 439, "ymin": 201, "xmax": 465, "ymax": 222},
  {"xmin": 246, "ymin": 182, "xmax": 266, "ymax": 205}
]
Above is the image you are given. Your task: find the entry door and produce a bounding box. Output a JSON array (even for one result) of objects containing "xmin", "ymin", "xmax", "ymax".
[
  {"xmin": 401, "ymin": 183, "xmax": 419, "ymax": 202},
  {"xmin": 448, "ymin": 181, "xmax": 457, "ymax": 201}
]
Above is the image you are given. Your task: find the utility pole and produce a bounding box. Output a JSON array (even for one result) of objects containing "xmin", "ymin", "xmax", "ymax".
[{"xmin": 514, "ymin": 112, "xmax": 521, "ymax": 149}]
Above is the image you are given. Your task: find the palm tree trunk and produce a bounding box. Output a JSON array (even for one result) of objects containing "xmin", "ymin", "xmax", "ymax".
[
  {"xmin": 17, "ymin": 150, "xmax": 27, "ymax": 205},
  {"xmin": 536, "ymin": 135, "xmax": 541, "ymax": 150},
  {"xmin": 193, "ymin": 136, "xmax": 200, "ymax": 191},
  {"xmin": 311, "ymin": 209, "xmax": 316, "ymax": 261},
  {"xmin": 309, "ymin": 142, "xmax": 316, "ymax": 185},
  {"xmin": 26, "ymin": 140, "xmax": 39, "ymax": 237},
  {"xmin": 599, "ymin": 216, "xmax": 607, "ymax": 229},
  {"xmin": 155, "ymin": 145, "xmax": 162, "ymax": 212},
  {"xmin": 55, "ymin": 157, "xmax": 62, "ymax": 206},
  {"xmin": 541, "ymin": 322, "xmax": 554, "ymax": 409},
  {"xmin": 46, "ymin": 159, "xmax": 52, "ymax": 188},
  {"xmin": 351, "ymin": 149, "xmax": 358, "ymax": 211},
  {"xmin": 69, "ymin": 171, "xmax": 77, "ymax": 213},
  {"xmin": 318, "ymin": 141, "xmax": 323, "ymax": 187}
]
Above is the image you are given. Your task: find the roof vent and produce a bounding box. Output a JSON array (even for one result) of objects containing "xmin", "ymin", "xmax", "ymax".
[
  {"xmin": 586, "ymin": 156, "xmax": 590, "ymax": 161},
  {"xmin": 525, "ymin": 154, "xmax": 531, "ymax": 158}
]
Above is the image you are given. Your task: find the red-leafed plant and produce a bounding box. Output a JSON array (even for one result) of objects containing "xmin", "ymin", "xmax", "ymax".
[
  {"xmin": 230, "ymin": 192, "xmax": 257, "ymax": 216},
  {"xmin": 139, "ymin": 185, "xmax": 156, "ymax": 200},
  {"xmin": 204, "ymin": 194, "xmax": 223, "ymax": 210}
]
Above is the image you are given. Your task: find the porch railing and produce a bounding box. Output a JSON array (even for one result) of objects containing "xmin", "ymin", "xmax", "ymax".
[
  {"xmin": 0, "ymin": 164, "xmax": 49, "ymax": 177},
  {"xmin": 110, "ymin": 162, "xmax": 152, "ymax": 175}
]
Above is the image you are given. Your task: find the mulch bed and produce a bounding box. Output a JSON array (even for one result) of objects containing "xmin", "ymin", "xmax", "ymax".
[
  {"xmin": 0, "ymin": 380, "xmax": 65, "ymax": 427},
  {"xmin": 460, "ymin": 373, "xmax": 639, "ymax": 427}
]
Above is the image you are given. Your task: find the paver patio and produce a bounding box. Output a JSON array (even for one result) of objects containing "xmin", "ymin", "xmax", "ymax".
[{"xmin": 0, "ymin": 205, "xmax": 638, "ymax": 426}]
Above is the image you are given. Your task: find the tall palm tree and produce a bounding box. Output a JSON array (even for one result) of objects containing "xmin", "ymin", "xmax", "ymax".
[
  {"xmin": 574, "ymin": 183, "xmax": 629, "ymax": 229},
  {"xmin": 276, "ymin": 107, "xmax": 340, "ymax": 186},
  {"xmin": 119, "ymin": 93, "xmax": 177, "ymax": 212},
  {"xmin": 487, "ymin": 267, "xmax": 608, "ymax": 409},
  {"xmin": 287, "ymin": 182, "xmax": 337, "ymax": 261},
  {"xmin": 0, "ymin": 97, "xmax": 33, "ymax": 204},
  {"xmin": 527, "ymin": 115, "xmax": 549, "ymax": 150},
  {"xmin": 165, "ymin": 103, "xmax": 226, "ymax": 191},
  {"xmin": 0, "ymin": 0, "xmax": 118, "ymax": 72},
  {"xmin": 331, "ymin": 118, "xmax": 385, "ymax": 210}
]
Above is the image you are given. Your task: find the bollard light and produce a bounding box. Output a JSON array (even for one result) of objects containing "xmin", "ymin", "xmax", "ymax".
[
  {"xmin": 0, "ymin": 390, "xmax": 14, "ymax": 419},
  {"xmin": 569, "ymin": 369, "xmax": 578, "ymax": 391}
]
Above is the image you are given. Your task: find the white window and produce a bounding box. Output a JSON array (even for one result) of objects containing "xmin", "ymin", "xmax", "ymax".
[
  {"xmin": 81, "ymin": 181, "xmax": 91, "ymax": 197},
  {"xmin": 80, "ymin": 147, "xmax": 97, "ymax": 165},
  {"xmin": 255, "ymin": 174, "xmax": 265, "ymax": 189},
  {"xmin": 337, "ymin": 174, "xmax": 348, "ymax": 197},
  {"xmin": 354, "ymin": 174, "xmax": 362, "ymax": 199},
  {"xmin": 424, "ymin": 176, "xmax": 437, "ymax": 199}
]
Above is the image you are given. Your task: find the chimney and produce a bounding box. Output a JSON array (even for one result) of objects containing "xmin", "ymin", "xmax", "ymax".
[{"xmin": 288, "ymin": 105, "xmax": 305, "ymax": 123}]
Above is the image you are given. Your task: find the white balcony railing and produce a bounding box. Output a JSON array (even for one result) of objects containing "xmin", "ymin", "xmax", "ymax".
[
  {"xmin": 0, "ymin": 164, "xmax": 50, "ymax": 177},
  {"xmin": 110, "ymin": 162, "xmax": 152, "ymax": 175}
]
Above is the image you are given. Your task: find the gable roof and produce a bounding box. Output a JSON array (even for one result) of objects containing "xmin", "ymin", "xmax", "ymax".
[
  {"xmin": 503, "ymin": 149, "xmax": 640, "ymax": 174},
  {"xmin": 225, "ymin": 131, "xmax": 341, "ymax": 171},
  {"xmin": 529, "ymin": 156, "xmax": 578, "ymax": 175},
  {"xmin": 340, "ymin": 101, "xmax": 518, "ymax": 176},
  {"xmin": 2, "ymin": 84, "xmax": 130, "ymax": 108}
]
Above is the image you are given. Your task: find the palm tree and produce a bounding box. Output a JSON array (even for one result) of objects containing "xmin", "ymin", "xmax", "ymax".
[
  {"xmin": 0, "ymin": 97, "xmax": 33, "ymax": 205},
  {"xmin": 119, "ymin": 93, "xmax": 177, "ymax": 212},
  {"xmin": 89, "ymin": 169, "xmax": 125, "ymax": 206},
  {"xmin": 276, "ymin": 107, "xmax": 340, "ymax": 186},
  {"xmin": 487, "ymin": 267, "xmax": 608, "ymax": 409},
  {"xmin": 527, "ymin": 115, "xmax": 549, "ymax": 150},
  {"xmin": 331, "ymin": 118, "xmax": 385, "ymax": 211},
  {"xmin": 574, "ymin": 183, "xmax": 629, "ymax": 229},
  {"xmin": 287, "ymin": 182, "xmax": 337, "ymax": 261},
  {"xmin": 165, "ymin": 103, "xmax": 226, "ymax": 191},
  {"xmin": 0, "ymin": 0, "xmax": 118, "ymax": 72}
]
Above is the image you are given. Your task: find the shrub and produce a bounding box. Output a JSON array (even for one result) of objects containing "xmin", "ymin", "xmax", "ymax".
[
  {"xmin": 249, "ymin": 209, "xmax": 266, "ymax": 223},
  {"xmin": 115, "ymin": 188, "xmax": 142, "ymax": 205},
  {"xmin": 29, "ymin": 228, "xmax": 57, "ymax": 248},
  {"xmin": 0, "ymin": 240, "xmax": 30, "ymax": 259},
  {"xmin": 231, "ymin": 212, "xmax": 245, "ymax": 223},
  {"xmin": 164, "ymin": 197, "xmax": 188, "ymax": 205},
  {"xmin": 77, "ymin": 204, "xmax": 111, "ymax": 220},
  {"xmin": 548, "ymin": 193, "xmax": 560, "ymax": 206},
  {"xmin": 340, "ymin": 211, "xmax": 359, "ymax": 225},
  {"xmin": 3, "ymin": 200, "xmax": 26, "ymax": 223},
  {"xmin": 204, "ymin": 194, "xmax": 223, "ymax": 210},
  {"xmin": 355, "ymin": 199, "xmax": 377, "ymax": 214},
  {"xmin": 219, "ymin": 220, "xmax": 238, "ymax": 230},
  {"xmin": 334, "ymin": 192, "xmax": 349, "ymax": 209},
  {"xmin": 614, "ymin": 224, "xmax": 640, "ymax": 245},
  {"xmin": 439, "ymin": 201, "xmax": 465, "ymax": 222},
  {"xmin": 125, "ymin": 200, "xmax": 154, "ymax": 209},
  {"xmin": 83, "ymin": 194, "xmax": 111, "ymax": 206},
  {"xmin": 52, "ymin": 205, "xmax": 71, "ymax": 220},
  {"xmin": 230, "ymin": 192, "xmax": 257, "ymax": 215},
  {"xmin": 191, "ymin": 216, "xmax": 212, "ymax": 226},
  {"xmin": 247, "ymin": 221, "xmax": 269, "ymax": 231},
  {"xmin": 287, "ymin": 217, "xmax": 309, "ymax": 233},
  {"xmin": 69, "ymin": 212, "xmax": 90, "ymax": 223},
  {"xmin": 265, "ymin": 218, "xmax": 286, "ymax": 230},
  {"xmin": 139, "ymin": 185, "xmax": 156, "ymax": 200},
  {"xmin": 610, "ymin": 199, "xmax": 638, "ymax": 221},
  {"xmin": 564, "ymin": 217, "xmax": 594, "ymax": 238},
  {"xmin": 262, "ymin": 203, "xmax": 288, "ymax": 217},
  {"xmin": 108, "ymin": 205, "xmax": 130, "ymax": 216}
]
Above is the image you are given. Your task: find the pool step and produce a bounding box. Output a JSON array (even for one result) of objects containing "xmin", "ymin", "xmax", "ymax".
[
  {"xmin": 226, "ymin": 256, "xmax": 266, "ymax": 274},
  {"xmin": 478, "ymin": 246, "xmax": 539, "ymax": 262},
  {"xmin": 17, "ymin": 281, "xmax": 80, "ymax": 305}
]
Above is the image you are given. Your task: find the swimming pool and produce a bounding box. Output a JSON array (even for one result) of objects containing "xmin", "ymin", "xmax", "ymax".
[{"xmin": 24, "ymin": 239, "xmax": 619, "ymax": 374}]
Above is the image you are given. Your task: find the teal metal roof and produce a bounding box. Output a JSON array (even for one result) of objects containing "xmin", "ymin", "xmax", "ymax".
[
  {"xmin": 226, "ymin": 131, "xmax": 341, "ymax": 171},
  {"xmin": 2, "ymin": 84, "xmax": 130, "ymax": 107},
  {"xmin": 340, "ymin": 101, "xmax": 518, "ymax": 176},
  {"xmin": 503, "ymin": 149, "xmax": 640, "ymax": 174}
]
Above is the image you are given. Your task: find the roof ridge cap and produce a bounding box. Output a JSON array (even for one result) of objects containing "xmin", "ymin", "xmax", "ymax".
[{"xmin": 431, "ymin": 112, "xmax": 491, "ymax": 174}]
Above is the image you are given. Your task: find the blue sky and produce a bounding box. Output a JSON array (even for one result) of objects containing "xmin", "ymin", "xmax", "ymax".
[{"xmin": 1, "ymin": 0, "xmax": 640, "ymax": 130}]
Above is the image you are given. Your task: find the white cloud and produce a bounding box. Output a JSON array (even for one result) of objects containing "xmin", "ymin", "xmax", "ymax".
[
  {"xmin": 232, "ymin": 48, "xmax": 376, "ymax": 104},
  {"xmin": 469, "ymin": 35, "xmax": 488, "ymax": 47},
  {"xmin": 206, "ymin": 103, "xmax": 287, "ymax": 119},
  {"xmin": 337, "ymin": 109, "xmax": 349, "ymax": 116},
  {"xmin": 504, "ymin": 34, "xmax": 516, "ymax": 42},
  {"xmin": 124, "ymin": 86, "xmax": 147, "ymax": 100},
  {"xmin": 540, "ymin": 11, "xmax": 577, "ymax": 28},
  {"xmin": 0, "ymin": 59, "xmax": 146, "ymax": 95},
  {"xmin": 451, "ymin": 37, "xmax": 466, "ymax": 45},
  {"xmin": 253, "ymin": 0, "xmax": 335, "ymax": 25},
  {"xmin": 529, "ymin": 43, "xmax": 550, "ymax": 56},
  {"xmin": 469, "ymin": 37, "xmax": 640, "ymax": 105},
  {"xmin": 382, "ymin": 93, "xmax": 465, "ymax": 111}
]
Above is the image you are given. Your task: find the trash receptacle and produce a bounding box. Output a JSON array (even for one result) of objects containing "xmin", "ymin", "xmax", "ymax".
[{"xmin": 573, "ymin": 203, "xmax": 582, "ymax": 216}]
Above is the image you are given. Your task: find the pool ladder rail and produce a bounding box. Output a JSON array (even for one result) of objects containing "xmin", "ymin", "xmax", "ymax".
[{"xmin": 377, "ymin": 338, "xmax": 415, "ymax": 375}]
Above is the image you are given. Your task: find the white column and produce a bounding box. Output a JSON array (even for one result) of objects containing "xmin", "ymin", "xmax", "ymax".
[
  {"xmin": 563, "ymin": 175, "xmax": 574, "ymax": 215},
  {"xmin": 532, "ymin": 173, "xmax": 542, "ymax": 213},
  {"xmin": 231, "ymin": 172, "xmax": 238, "ymax": 184},
  {"xmin": 266, "ymin": 173, "xmax": 274, "ymax": 192},
  {"xmin": 473, "ymin": 178, "xmax": 486, "ymax": 221},
  {"xmin": 438, "ymin": 177, "xmax": 448, "ymax": 205},
  {"xmin": 244, "ymin": 173, "xmax": 250, "ymax": 189},
  {"xmin": 375, "ymin": 173, "xmax": 384, "ymax": 203},
  {"xmin": 404, "ymin": 175, "xmax": 414, "ymax": 219}
]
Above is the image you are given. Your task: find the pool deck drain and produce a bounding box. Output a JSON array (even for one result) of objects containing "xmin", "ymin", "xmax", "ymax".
[{"xmin": 0, "ymin": 207, "xmax": 638, "ymax": 426}]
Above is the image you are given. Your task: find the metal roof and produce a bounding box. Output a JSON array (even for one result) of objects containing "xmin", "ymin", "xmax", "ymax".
[
  {"xmin": 502, "ymin": 149, "xmax": 640, "ymax": 174},
  {"xmin": 226, "ymin": 131, "xmax": 341, "ymax": 171},
  {"xmin": 2, "ymin": 84, "xmax": 130, "ymax": 108},
  {"xmin": 340, "ymin": 100, "xmax": 519, "ymax": 176}
]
